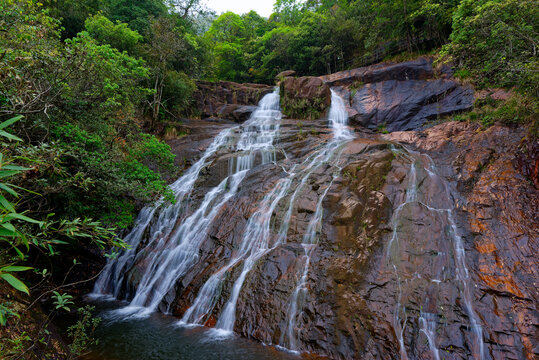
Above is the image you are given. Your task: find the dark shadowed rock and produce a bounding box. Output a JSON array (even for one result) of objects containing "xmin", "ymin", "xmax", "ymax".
[
  {"xmin": 350, "ymin": 79, "xmax": 474, "ymax": 131},
  {"xmin": 193, "ymin": 81, "xmax": 273, "ymax": 119},
  {"xmin": 217, "ymin": 104, "xmax": 258, "ymax": 122},
  {"xmin": 320, "ymin": 57, "xmax": 435, "ymax": 86},
  {"xmin": 321, "ymin": 57, "xmax": 474, "ymax": 131}
]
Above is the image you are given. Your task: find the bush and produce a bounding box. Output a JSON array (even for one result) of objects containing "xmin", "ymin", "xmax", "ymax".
[
  {"xmin": 84, "ymin": 13, "xmax": 143, "ymax": 54},
  {"xmin": 441, "ymin": 0, "xmax": 539, "ymax": 97}
]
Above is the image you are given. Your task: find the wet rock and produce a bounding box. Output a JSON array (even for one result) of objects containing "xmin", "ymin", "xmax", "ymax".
[
  {"xmin": 193, "ymin": 81, "xmax": 273, "ymax": 119},
  {"xmin": 217, "ymin": 104, "xmax": 259, "ymax": 122},
  {"xmin": 349, "ymin": 79, "xmax": 474, "ymax": 131},
  {"xmin": 516, "ymin": 137, "xmax": 539, "ymax": 189},
  {"xmin": 109, "ymin": 70, "xmax": 537, "ymax": 360},
  {"xmin": 383, "ymin": 121, "xmax": 539, "ymax": 360},
  {"xmin": 321, "ymin": 57, "xmax": 474, "ymax": 131}
]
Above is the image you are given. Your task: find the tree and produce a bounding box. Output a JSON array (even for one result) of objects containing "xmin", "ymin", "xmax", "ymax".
[
  {"xmin": 144, "ymin": 17, "xmax": 189, "ymax": 126},
  {"xmin": 442, "ymin": 0, "xmax": 539, "ymax": 96},
  {"xmin": 166, "ymin": 0, "xmax": 209, "ymax": 19},
  {"xmin": 84, "ymin": 13, "xmax": 143, "ymax": 54},
  {"xmin": 105, "ymin": 0, "xmax": 168, "ymax": 35},
  {"xmin": 273, "ymin": 0, "xmax": 306, "ymax": 25}
]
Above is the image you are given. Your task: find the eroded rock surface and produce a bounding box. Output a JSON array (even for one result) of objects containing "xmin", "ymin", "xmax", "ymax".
[
  {"xmin": 104, "ymin": 55, "xmax": 537, "ymax": 360},
  {"xmin": 193, "ymin": 80, "xmax": 273, "ymax": 120},
  {"xmin": 321, "ymin": 58, "xmax": 474, "ymax": 131}
]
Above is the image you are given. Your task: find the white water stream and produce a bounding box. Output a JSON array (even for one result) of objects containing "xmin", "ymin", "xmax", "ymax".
[
  {"xmin": 387, "ymin": 148, "xmax": 485, "ymax": 360},
  {"xmin": 92, "ymin": 89, "xmax": 282, "ymax": 317},
  {"xmin": 93, "ymin": 85, "xmax": 484, "ymax": 359}
]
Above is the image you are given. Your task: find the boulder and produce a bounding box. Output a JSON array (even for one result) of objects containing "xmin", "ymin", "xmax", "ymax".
[
  {"xmin": 320, "ymin": 57, "xmax": 435, "ymax": 86},
  {"xmin": 350, "ymin": 79, "xmax": 474, "ymax": 131},
  {"xmin": 193, "ymin": 81, "xmax": 273, "ymax": 119},
  {"xmin": 275, "ymin": 70, "xmax": 296, "ymax": 81},
  {"xmin": 280, "ymin": 76, "xmax": 331, "ymax": 119},
  {"xmin": 320, "ymin": 57, "xmax": 474, "ymax": 131},
  {"xmin": 217, "ymin": 104, "xmax": 258, "ymax": 122}
]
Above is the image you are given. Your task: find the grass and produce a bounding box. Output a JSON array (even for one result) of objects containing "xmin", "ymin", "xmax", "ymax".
[{"xmin": 452, "ymin": 92, "xmax": 538, "ymax": 137}]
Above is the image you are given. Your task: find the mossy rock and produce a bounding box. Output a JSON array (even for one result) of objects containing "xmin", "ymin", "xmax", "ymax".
[{"xmin": 280, "ymin": 76, "xmax": 331, "ymax": 120}]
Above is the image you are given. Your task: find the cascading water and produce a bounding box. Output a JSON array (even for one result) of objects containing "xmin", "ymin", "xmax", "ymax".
[
  {"xmin": 279, "ymin": 89, "xmax": 353, "ymax": 350},
  {"xmin": 91, "ymin": 128, "xmax": 234, "ymax": 300},
  {"xmin": 386, "ymin": 148, "xmax": 484, "ymax": 360},
  {"xmin": 90, "ymin": 82, "xmax": 487, "ymax": 360},
  {"xmin": 181, "ymin": 89, "xmax": 354, "ymax": 338},
  {"xmin": 92, "ymin": 89, "xmax": 282, "ymax": 316}
]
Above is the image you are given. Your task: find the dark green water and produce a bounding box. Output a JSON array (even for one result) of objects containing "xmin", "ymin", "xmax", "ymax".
[{"xmin": 84, "ymin": 300, "xmax": 300, "ymax": 360}]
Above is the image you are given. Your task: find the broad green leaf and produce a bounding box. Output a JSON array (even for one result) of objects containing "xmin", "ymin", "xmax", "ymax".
[
  {"xmin": 4, "ymin": 212, "xmax": 43, "ymax": 225},
  {"xmin": 2, "ymin": 165, "xmax": 31, "ymax": 171},
  {"xmin": 0, "ymin": 183, "xmax": 18, "ymax": 197},
  {"xmin": 0, "ymin": 273, "xmax": 29, "ymax": 295},
  {"xmin": 0, "ymin": 170, "xmax": 19, "ymax": 179},
  {"xmin": 13, "ymin": 247, "xmax": 24, "ymax": 260},
  {"xmin": 0, "ymin": 227, "xmax": 17, "ymax": 237},
  {"xmin": 0, "ymin": 115, "xmax": 23, "ymax": 130},
  {"xmin": 1, "ymin": 222, "xmax": 16, "ymax": 232},
  {"xmin": 0, "ymin": 195, "xmax": 15, "ymax": 212},
  {"xmin": 1, "ymin": 266, "xmax": 32, "ymax": 272},
  {"xmin": 0, "ymin": 130, "xmax": 23, "ymax": 142}
]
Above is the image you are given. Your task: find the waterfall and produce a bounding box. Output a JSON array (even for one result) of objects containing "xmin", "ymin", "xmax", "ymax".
[
  {"xmin": 279, "ymin": 90, "xmax": 353, "ymax": 350},
  {"xmin": 92, "ymin": 89, "xmax": 282, "ymax": 316},
  {"xmin": 386, "ymin": 148, "xmax": 485, "ymax": 360},
  {"xmin": 91, "ymin": 82, "xmax": 486, "ymax": 359},
  {"xmin": 181, "ymin": 90, "xmax": 354, "ymax": 338},
  {"xmin": 328, "ymin": 89, "xmax": 354, "ymax": 140},
  {"xmin": 91, "ymin": 128, "xmax": 234, "ymax": 299}
]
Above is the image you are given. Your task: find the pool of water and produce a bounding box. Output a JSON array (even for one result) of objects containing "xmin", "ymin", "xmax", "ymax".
[{"xmin": 84, "ymin": 300, "xmax": 300, "ymax": 360}]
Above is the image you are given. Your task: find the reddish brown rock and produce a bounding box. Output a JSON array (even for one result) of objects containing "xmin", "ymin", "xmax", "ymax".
[
  {"xmin": 383, "ymin": 122, "xmax": 539, "ymax": 360},
  {"xmin": 276, "ymin": 70, "xmax": 296, "ymax": 81},
  {"xmin": 115, "ymin": 105, "xmax": 537, "ymax": 360}
]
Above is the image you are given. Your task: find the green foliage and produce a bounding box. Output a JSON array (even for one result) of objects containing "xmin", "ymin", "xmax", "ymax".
[
  {"xmin": 42, "ymin": 0, "xmax": 104, "ymax": 38},
  {"xmin": 281, "ymin": 97, "xmax": 326, "ymax": 120},
  {"xmin": 64, "ymin": 32, "xmax": 150, "ymax": 116},
  {"xmin": 67, "ymin": 305, "xmax": 101, "ymax": 356},
  {"xmin": 204, "ymin": 0, "xmax": 461, "ymax": 83},
  {"xmin": 457, "ymin": 93, "xmax": 539, "ymax": 129},
  {"xmin": 441, "ymin": 0, "xmax": 539, "ymax": 97},
  {"xmin": 0, "ymin": 116, "xmax": 43, "ymax": 296},
  {"xmin": 51, "ymin": 291, "xmax": 74, "ymax": 312},
  {"xmin": 84, "ymin": 13, "xmax": 143, "ymax": 54},
  {"xmin": 105, "ymin": 0, "xmax": 168, "ymax": 35},
  {"xmin": 0, "ymin": 302, "xmax": 20, "ymax": 326},
  {"xmin": 162, "ymin": 71, "xmax": 197, "ymax": 113}
]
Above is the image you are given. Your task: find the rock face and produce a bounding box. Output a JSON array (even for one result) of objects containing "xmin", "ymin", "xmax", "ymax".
[
  {"xmin": 383, "ymin": 122, "xmax": 538, "ymax": 360},
  {"xmin": 280, "ymin": 76, "xmax": 331, "ymax": 119},
  {"xmin": 101, "ymin": 58, "xmax": 537, "ymax": 360},
  {"xmin": 193, "ymin": 81, "xmax": 273, "ymax": 120},
  {"xmin": 321, "ymin": 57, "xmax": 475, "ymax": 131}
]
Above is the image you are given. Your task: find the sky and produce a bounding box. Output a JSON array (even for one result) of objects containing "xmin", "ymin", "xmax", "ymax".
[{"xmin": 205, "ymin": 0, "xmax": 276, "ymax": 17}]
